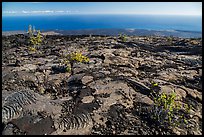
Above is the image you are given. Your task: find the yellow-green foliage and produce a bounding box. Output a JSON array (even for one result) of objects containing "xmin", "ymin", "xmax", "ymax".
[
  {"xmin": 67, "ymin": 52, "xmax": 89, "ymax": 63},
  {"xmin": 61, "ymin": 52, "xmax": 89, "ymax": 73},
  {"xmin": 30, "ymin": 30, "xmax": 43, "ymax": 46},
  {"xmin": 63, "ymin": 60, "xmax": 71, "ymax": 73},
  {"xmin": 152, "ymin": 82, "xmax": 158, "ymax": 87},
  {"xmin": 155, "ymin": 92, "xmax": 177, "ymax": 110},
  {"xmin": 118, "ymin": 33, "xmax": 127, "ymax": 42},
  {"xmin": 65, "ymin": 66, "xmax": 71, "ymax": 72},
  {"xmin": 27, "ymin": 25, "xmax": 43, "ymax": 46},
  {"xmin": 150, "ymin": 83, "xmax": 191, "ymax": 128},
  {"xmin": 28, "ymin": 46, "xmax": 37, "ymax": 52},
  {"xmin": 153, "ymin": 92, "xmax": 179, "ymax": 123}
]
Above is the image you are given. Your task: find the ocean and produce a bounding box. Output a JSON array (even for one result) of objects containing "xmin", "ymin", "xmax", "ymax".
[{"xmin": 2, "ymin": 14, "xmax": 202, "ymax": 32}]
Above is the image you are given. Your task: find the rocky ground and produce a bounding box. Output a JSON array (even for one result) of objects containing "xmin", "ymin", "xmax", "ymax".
[{"xmin": 2, "ymin": 34, "xmax": 202, "ymax": 135}]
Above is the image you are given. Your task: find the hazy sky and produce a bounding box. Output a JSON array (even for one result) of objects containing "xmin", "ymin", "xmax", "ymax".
[{"xmin": 2, "ymin": 2, "xmax": 202, "ymax": 16}]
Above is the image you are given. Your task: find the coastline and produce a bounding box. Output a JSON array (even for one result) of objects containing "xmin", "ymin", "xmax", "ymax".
[{"xmin": 2, "ymin": 28, "xmax": 202, "ymax": 38}]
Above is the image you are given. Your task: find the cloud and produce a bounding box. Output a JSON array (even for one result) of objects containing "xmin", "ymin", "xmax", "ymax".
[
  {"xmin": 3, "ymin": 10, "xmax": 80, "ymax": 15},
  {"xmin": 3, "ymin": 11, "xmax": 17, "ymax": 14},
  {"xmin": 22, "ymin": 10, "xmax": 29, "ymax": 13},
  {"xmin": 66, "ymin": 10, "xmax": 71, "ymax": 13},
  {"xmin": 32, "ymin": 10, "xmax": 54, "ymax": 13},
  {"xmin": 20, "ymin": 10, "xmax": 55, "ymax": 14},
  {"xmin": 56, "ymin": 10, "xmax": 65, "ymax": 13},
  {"xmin": 26, "ymin": 2, "xmax": 44, "ymax": 3}
]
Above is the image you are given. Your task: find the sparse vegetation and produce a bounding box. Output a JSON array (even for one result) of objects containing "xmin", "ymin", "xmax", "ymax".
[
  {"xmin": 27, "ymin": 25, "xmax": 43, "ymax": 51},
  {"xmin": 118, "ymin": 33, "xmax": 127, "ymax": 42},
  {"xmin": 67, "ymin": 52, "xmax": 90, "ymax": 63},
  {"xmin": 149, "ymin": 82, "xmax": 191, "ymax": 129},
  {"xmin": 61, "ymin": 51, "xmax": 90, "ymax": 74},
  {"xmin": 65, "ymin": 65, "xmax": 71, "ymax": 73},
  {"xmin": 30, "ymin": 30, "xmax": 43, "ymax": 46},
  {"xmin": 2, "ymin": 33, "xmax": 201, "ymax": 135},
  {"xmin": 28, "ymin": 46, "xmax": 37, "ymax": 52},
  {"xmin": 167, "ymin": 36, "xmax": 174, "ymax": 45}
]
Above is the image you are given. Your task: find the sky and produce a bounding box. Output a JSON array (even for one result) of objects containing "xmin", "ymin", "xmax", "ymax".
[{"xmin": 2, "ymin": 2, "xmax": 202, "ymax": 16}]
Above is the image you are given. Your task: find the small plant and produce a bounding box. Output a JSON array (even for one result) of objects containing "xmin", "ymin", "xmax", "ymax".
[
  {"xmin": 118, "ymin": 33, "xmax": 127, "ymax": 42},
  {"xmin": 30, "ymin": 30, "xmax": 43, "ymax": 46},
  {"xmin": 62, "ymin": 59, "xmax": 71, "ymax": 73},
  {"xmin": 28, "ymin": 46, "xmax": 37, "ymax": 52},
  {"xmin": 65, "ymin": 66, "xmax": 71, "ymax": 73},
  {"xmin": 67, "ymin": 52, "xmax": 90, "ymax": 63},
  {"xmin": 152, "ymin": 82, "xmax": 158, "ymax": 87},
  {"xmin": 62, "ymin": 51, "xmax": 90, "ymax": 74},
  {"xmin": 27, "ymin": 25, "xmax": 43, "ymax": 51},
  {"xmin": 149, "ymin": 83, "xmax": 191, "ymax": 129}
]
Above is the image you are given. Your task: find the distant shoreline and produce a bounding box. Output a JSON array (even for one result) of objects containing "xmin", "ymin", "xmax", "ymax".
[{"xmin": 2, "ymin": 28, "xmax": 202, "ymax": 38}]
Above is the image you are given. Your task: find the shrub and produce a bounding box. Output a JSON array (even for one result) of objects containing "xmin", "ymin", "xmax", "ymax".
[
  {"xmin": 118, "ymin": 33, "xmax": 127, "ymax": 42},
  {"xmin": 30, "ymin": 30, "xmax": 43, "ymax": 46},
  {"xmin": 62, "ymin": 52, "xmax": 89, "ymax": 74},
  {"xmin": 149, "ymin": 83, "xmax": 191, "ymax": 129},
  {"xmin": 65, "ymin": 66, "xmax": 71, "ymax": 73},
  {"xmin": 27, "ymin": 25, "xmax": 43, "ymax": 50},
  {"xmin": 67, "ymin": 52, "xmax": 90, "ymax": 63},
  {"xmin": 28, "ymin": 46, "xmax": 37, "ymax": 52}
]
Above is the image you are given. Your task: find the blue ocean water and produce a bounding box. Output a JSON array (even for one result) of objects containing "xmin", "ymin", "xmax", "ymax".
[{"xmin": 2, "ymin": 14, "xmax": 202, "ymax": 32}]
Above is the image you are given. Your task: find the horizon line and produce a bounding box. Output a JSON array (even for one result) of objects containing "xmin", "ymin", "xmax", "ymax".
[{"xmin": 3, "ymin": 13, "xmax": 202, "ymax": 17}]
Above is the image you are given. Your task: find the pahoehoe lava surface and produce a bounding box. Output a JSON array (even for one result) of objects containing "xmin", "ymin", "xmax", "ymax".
[{"xmin": 2, "ymin": 34, "xmax": 202, "ymax": 135}]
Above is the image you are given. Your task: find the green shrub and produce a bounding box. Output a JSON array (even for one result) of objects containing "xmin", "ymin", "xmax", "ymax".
[
  {"xmin": 118, "ymin": 33, "xmax": 127, "ymax": 42},
  {"xmin": 28, "ymin": 46, "xmax": 37, "ymax": 52},
  {"xmin": 65, "ymin": 66, "xmax": 71, "ymax": 73},
  {"xmin": 27, "ymin": 25, "xmax": 43, "ymax": 50},
  {"xmin": 149, "ymin": 83, "xmax": 191, "ymax": 129},
  {"xmin": 30, "ymin": 30, "xmax": 43, "ymax": 46},
  {"xmin": 61, "ymin": 52, "xmax": 90, "ymax": 74},
  {"xmin": 67, "ymin": 52, "xmax": 89, "ymax": 63}
]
